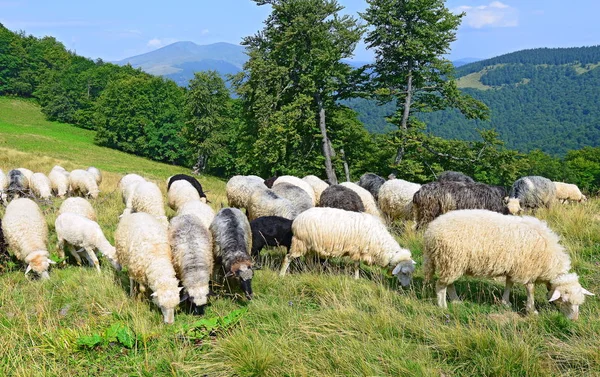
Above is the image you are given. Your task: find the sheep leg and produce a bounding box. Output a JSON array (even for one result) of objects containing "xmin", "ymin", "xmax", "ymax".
[
  {"xmin": 436, "ymin": 281, "xmax": 448, "ymax": 309},
  {"xmin": 354, "ymin": 261, "xmax": 360, "ymax": 280},
  {"xmin": 502, "ymin": 278, "xmax": 514, "ymax": 306},
  {"xmin": 56, "ymin": 238, "xmax": 66, "ymax": 260},
  {"xmin": 129, "ymin": 277, "xmax": 138, "ymax": 297},
  {"xmin": 68, "ymin": 246, "xmax": 83, "ymax": 265},
  {"xmin": 83, "ymin": 247, "xmax": 101, "ymax": 273},
  {"xmin": 279, "ymin": 254, "xmax": 293, "ymax": 277},
  {"xmin": 447, "ymin": 284, "xmax": 461, "ymax": 302},
  {"xmin": 525, "ymin": 283, "xmax": 538, "ymax": 315}
]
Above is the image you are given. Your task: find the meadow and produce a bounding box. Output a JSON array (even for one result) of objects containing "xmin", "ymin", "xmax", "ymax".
[{"xmin": 1, "ymin": 97, "xmax": 600, "ymax": 376}]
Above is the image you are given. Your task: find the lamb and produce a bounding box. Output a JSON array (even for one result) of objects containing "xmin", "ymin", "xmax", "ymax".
[
  {"xmin": 280, "ymin": 207, "xmax": 416, "ymax": 284},
  {"xmin": 423, "ymin": 209, "xmax": 594, "ymax": 319},
  {"xmin": 413, "ymin": 181, "xmax": 507, "ymax": 230},
  {"xmin": 357, "ymin": 173, "xmax": 386, "ymax": 200},
  {"xmin": 554, "ymin": 182, "xmax": 587, "ymax": 203},
  {"xmin": 437, "ymin": 171, "xmax": 475, "ymax": 183},
  {"xmin": 247, "ymin": 188, "xmax": 298, "ymax": 221},
  {"xmin": 167, "ymin": 180, "xmax": 201, "ymax": 211},
  {"xmin": 168, "ymin": 214, "xmax": 213, "ymax": 314},
  {"xmin": 302, "ymin": 175, "xmax": 329, "ymax": 205},
  {"xmin": 16, "ymin": 168, "xmax": 33, "ymax": 187},
  {"xmin": 250, "ymin": 216, "xmax": 293, "ymax": 258},
  {"xmin": 30, "ymin": 172, "xmax": 52, "ymax": 200},
  {"xmin": 7, "ymin": 169, "xmax": 28, "ymax": 200},
  {"xmin": 318, "ymin": 185, "xmax": 365, "ymax": 212},
  {"xmin": 2, "ymin": 198, "xmax": 53, "ymax": 279},
  {"xmin": 119, "ymin": 174, "xmax": 146, "ymax": 213},
  {"xmin": 272, "ymin": 182, "xmax": 313, "ymax": 214},
  {"xmin": 0, "ymin": 169, "xmax": 8, "ymax": 203},
  {"xmin": 210, "ymin": 208, "xmax": 254, "ymax": 300},
  {"xmin": 273, "ymin": 175, "xmax": 316, "ymax": 205},
  {"xmin": 507, "ymin": 176, "xmax": 556, "ymax": 215},
  {"xmin": 339, "ymin": 182, "xmax": 382, "ymax": 219},
  {"xmin": 378, "ymin": 179, "xmax": 422, "ymax": 222},
  {"xmin": 58, "ymin": 197, "xmax": 97, "ymax": 221},
  {"xmin": 176, "ymin": 200, "xmax": 215, "ymax": 230},
  {"xmin": 130, "ymin": 181, "xmax": 169, "ymax": 227},
  {"xmin": 49, "ymin": 166, "xmax": 70, "ymax": 198},
  {"xmin": 167, "ymin": 174, "xmax": 207, "ymax": 202},
  {"xmin": 87, "ymin": 166, "xmax": 102, "ymax": 186},
  {"xmin": 115, "ymin": 212, "xmax": 180, "ymax": 324},
  {"xmin": 226, "ymin": 175, "xmax": 267, "ymax": 209},
  {"xmin": 55, "ymin": 213, "xmax": 120, "ymax": 271},
  {"xmin": 69, "ymin": 169, "xmax": 99, "ymax": 199}
]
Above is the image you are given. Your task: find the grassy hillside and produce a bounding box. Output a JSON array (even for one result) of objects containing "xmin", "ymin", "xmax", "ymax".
[{"xmin": 1, "ymin": 98, "xmax": 600, "ymax": 376}]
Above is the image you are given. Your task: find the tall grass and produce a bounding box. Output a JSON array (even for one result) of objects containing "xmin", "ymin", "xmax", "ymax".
[{"xmin": 1, "ymin": 97, "xmax": 600, "ymax": 376}]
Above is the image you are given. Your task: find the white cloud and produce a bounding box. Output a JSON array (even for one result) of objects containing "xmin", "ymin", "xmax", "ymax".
[
  {"xmin": 146, "ymin": 37, "xmax": 177, "ymax": 48},
  {"xmin": 454, "ymin": 1, "xmax": 518, "ymax": 29},
  {"xmin": 200, "ymin": 29, "xmax": 209, "ymax": 36}
]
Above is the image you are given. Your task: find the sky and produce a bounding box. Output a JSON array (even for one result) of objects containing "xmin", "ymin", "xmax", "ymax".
[{"xmin": 1, "ymin": 0, "xmax": 599, "ymax": 62}]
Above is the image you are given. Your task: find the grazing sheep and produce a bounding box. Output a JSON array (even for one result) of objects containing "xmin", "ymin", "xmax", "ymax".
[
  {"xmin": 507, "ymin": 176, "xmax": 556, "ymax": 215},
  {"xmin": 167, "ymin": 174, "xmax": 207, "ymax": 202},
  {"xmin": 16, "ymin": 168, "xmax": 33, "ymax": 187},
  {"xmin": 250, "ymin": 216, "xmax": 293, "ymax": 258},
  {"xmin": 272, "ymin": 182, "xmax": 313, "ymax": 214},
  {"xmin": 413, "ymin": 181, "xmax": 507, "ymax": 230},
  {"xmin": 273, "ymin": 176, "xmax": 316, "ymax": 205},
  {"xmin": 30, "ymin": 173, "xmax": 52, "ymax": 200},
  {"xmin": 176, "ymin": 200, "xmax": 215, "ymax": 230},
  {"xmin": 423, "ymin": 209, "xmax": 594, "ymax": 319},
  {"xmin": 0, "ymin": 219, "xmax": 7, "ymax": 259},
  {"xmin": 168, "ymin": 214, "xmax": 213, "ymax": 314},
  {"xmin": 554, "ymin": 182, "xmax": 587, "ymax": 203},
  {"xmin": 58, "ymin": 197, "xmax": 97, "ymax": 221},
  {"xmin": 69, "ymin": 169, "xmax": 99, "ymax": 199},
  {"xmin": 210, "ymin": 208, "xmax": 254, "ymax": 300},
  {"xmin": 49, "ymin": 166, "xmax": 70, "ymax": 198},
  {"xmin": 87, "ymin": 166, "xmax": 102, "ymax": 186},
  {"xmin": 264, "ymin": 176, "xmax": 278, "ymax": 189},
  {"xmin": 358, "ymin": 173, "xmax": 386, "ymax": 200},
  {"xmin": 130, "ymin": 181, "xmax": 168, "ymax": 227},
  {"xmin": 7, "ymin": 169, "xmax": 27, "ymax": 200},
  {"xmin": 115, "ymin": 212, "xmax": 180, "ymax": 324},
  {"xmin": 280, "ymin": 207, "xmax": 416, "ymax": 284},
  {"xmin": 319, "ymin": 185, "xmax": 365, "ymax": 213},
  {"xmin": 339, "ymin": 182, "xmax": 382, "ymax": 219},
  {"xmin": 302, "ymin": 175, "xmax": 329, "ymax": 205},
  {"xmin": 167, "ymin": 180, "xmax": 201, "ymax": 210},
  {"xmin": 247, "ymin": 189, "xmax": 298, "ymax": 221},
  {"xmin": 55, "ymin": 213, "xmax": 120, "ymax": 271},
  {"xmin": 437, "ymin": 171, "xmax": 475, "ymax": 183},
  {"xmin": 2, "ymin": 198, "xmax": 52, "ymax": 279},
  {"xmin": 226, "ymin": 175, "xmax": 267, "ymax": 209},
  {"xmin": 0, "ymin": 169, "xmax": 8, "ymax": 203},
  {"xmin": 378, "ymin": 179, "xmax": 422, "ymax": 222},
  {"xmin": 119, "ymin": 174, "xmax": 146, "ymax": 214}
]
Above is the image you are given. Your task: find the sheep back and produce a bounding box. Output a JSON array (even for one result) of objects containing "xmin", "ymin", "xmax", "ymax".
[
  {"xmin": 247, "ymin": 189, "xmax": 298, "ymax": 221},
  {"xmin": 226, "ymin": 175, "xmax": 267, "ymax": 209},
  {"xmin": 167, "ymin": 180, "xmax": 202, "ymax": 210},
  {"xmin": 437, "ymin": 171, "xmax": 475, "ymax": 183},
  {"xmin": 58, "ymin": 197, "xmax": 97, "ymax": 221},
  {"xmin": 272, "ymin": 182, "xmax": 313, "ymax": 214},
  {"xmin": 378, "ymin": 179, "xmax": 422, "ymax": 221},
  {"xmin": 250, "ymin": 216, "xmax": 293, "ymax": 257},
  {"xmin": 167, "ymin": 174, "xmax": 206, "ymax": 200},
  {"xmin": 69, "ymin": 169, "xmax": 99, "ymax": 199},
  {"xmin": 339, "ymin": 182, "xmax": 382, "ymax": 219},
  {"xmin": 357, "ymin": 173, "xmax": 386, "ymax": 200},
  {"xmin": 176, "ymin": 200, "xmax": 216, "ymax": 230},
  {"xmin": 318, "ymin": 184, "xmax": 365, "ymax": 212},
  {"xmin": 30, "ymin": 173, "xmax": 52, "ymax": 200},
  {"xmin": 273, "ymin": 176, "xmax": 316, "ymax": 205},
  {"xmin": 508, "ymin": 176, "xmax": 556, "ymax": 214}
]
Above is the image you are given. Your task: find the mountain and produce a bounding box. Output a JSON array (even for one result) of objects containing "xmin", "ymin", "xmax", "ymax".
[{"xmin": 452, "ymin": 57, "xmax": 482, "ymax": 67}]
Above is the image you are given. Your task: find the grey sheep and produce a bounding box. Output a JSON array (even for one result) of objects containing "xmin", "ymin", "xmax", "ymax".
[
  {"xmin": 507, "ymin": 176, "xmax": 556, "ymax": 214},
  {"xmin": 272, "ymin": 182, "xmax": 313, "ymax": 215},
  {"xmin": 7, "ymin": 169, "xmax": 28, "ymax": 200},
  {"xmin": 357, "ymin": 173, "xmax": 386, "ymax": 200}
]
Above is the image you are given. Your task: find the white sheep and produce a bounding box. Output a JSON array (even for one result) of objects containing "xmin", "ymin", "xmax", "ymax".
[
  {"xmin": 378, "ymin": 179, "xmax": 422, "ymax": 222},
  {"xmin": 58, "ymin": 197, "xmax": 97, "ymax": 221},
  {"xmin": 423, "ymin": 209, "xmax": 594, "ymax": 319},
  {"xmin": 273, "ymin": 175, "xmax": 316, "ymax": 205},
  {"xmin": 69, "ymin": 169, "xmax": 99, "ymax": 199},
  {"xmin": 119, "ymin": 174, "xmax": 147, "ymax": 215},
  {"xmin": 55, "ymin": 213, "xmax": 120, "ymax": 271},
  {"xmin": 339, "ymin": 182, "xmax": 383, "ymax": 219},
  {"xmin": 167, "ymin": 180, "xmax": 201, "ymax": 211},
  {"xmin": 168, "ymin": 214, "xmax": 213, "ymax": 313},
  {"xmin": 130, "ymin": 181, "xmax": 168, "ymax": 227},
  {"xmin": 176, "ymin": 200, "xmax": 215, "ymax": 230},
  {"xmin": 2, "ymin": 198, "xmax": 53, "ymax": 279},
  {"xmin": 280, "ymin": 207, "xmax": 416, "ymax": 284},
  {"xmin": 554, "ymin": 182, "xmax": 587, "ymax": 203},
  {"xmin": 302, "ymin": 175, "xmax": 329, "ymax": 205},
  {"xmin": 0, "ymin": 169, "xmax": 8, "ymax": 202},
  {"xmin": 226, "ymin": 175, "xmax": 266, "ymax": 209},
  {"xmin": 49, "ymin": 166, "xmax": 70, "ymax": 198},
  {"xmin": 87, "ymin": 166, "xmax": 102, "ymax": 186},
  {"xmin": 115, "ymin": 212, "xmax": 180, "ymax": 324},
  {"xmin": 247, "ymin": 188, "xmax": 298, "ymax": 221},
  {"xmin": 16, "ymin": 168, "xmax": 33, "ymax": 188},
  {"xmin": 30, "ymin": 172, "xmax": 52, "ymax": 200}
]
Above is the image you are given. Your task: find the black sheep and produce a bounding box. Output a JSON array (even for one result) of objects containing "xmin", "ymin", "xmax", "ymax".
[
  {"xmin": 319, "ymin": 185, "xmax": 365, "ymax": 212},
  {"xmin": 437, "ymin": 171, "xmax": 475, "ymax": 184},
  {"xmin": 357, "ymin": 173, "xmax": 385, "ymax": 200},
  {"xmin": 250, "ymin": 216, "xmax": 293, "ymax": 258}
]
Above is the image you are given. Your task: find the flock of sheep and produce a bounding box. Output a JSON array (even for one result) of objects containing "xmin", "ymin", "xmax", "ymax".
[{"xmin": 0, "ymin": 166, "xmax": 594, "ymax": 324}]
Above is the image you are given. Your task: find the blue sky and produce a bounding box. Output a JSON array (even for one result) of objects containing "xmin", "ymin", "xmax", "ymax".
[{"xmin": 1, "ymin": 0, "xmax": 599, "ymax": 62}]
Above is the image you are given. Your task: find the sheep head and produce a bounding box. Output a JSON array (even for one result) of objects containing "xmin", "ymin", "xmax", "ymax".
[
  {"xmin": 549, "ymin": 273, "xmax": 595, "ymax": 320},
  {"xmin": 505, "ymin": 198, "xmax": 522, "ymax": 215},
  {"xmin": 24, "ymin": 250, "xmax": 52, "ymax": 280},
  {"xmin": 228, "ymin": 261, "xmax": 254, "ymax": 300},
  {"xmin": 391, "ymin": 259, "xmax": 416, "ymax": 287},
  {"xmin": 151, "ymin": 286, "xmax": 182, "ymax": 324}
]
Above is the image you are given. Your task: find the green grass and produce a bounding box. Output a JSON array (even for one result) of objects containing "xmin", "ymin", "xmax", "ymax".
[{"xmin": 1, "ymin": 97, "xmax": 600, "ymax": 376}]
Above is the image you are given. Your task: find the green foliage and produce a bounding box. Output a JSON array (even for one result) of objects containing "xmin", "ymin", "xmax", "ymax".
[
  {"xmin": 179, "ymin": 308, "xmax": 247, "ymax": 341},
  {"xmin": 77, "ymin": 323, "xmax": 137, "ymax": 350}
]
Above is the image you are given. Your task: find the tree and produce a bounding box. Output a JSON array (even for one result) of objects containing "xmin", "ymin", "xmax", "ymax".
[
  {"xmin": 361, "ymin": 0, "xmax": 489, "ymax": 164},
  {"xmin": 184, "ymin": 71, "xmax": 232, "ymax": 173},
  {"xmin": 235, "ymin": 0, "xmax": 364, "ymax": 182}
]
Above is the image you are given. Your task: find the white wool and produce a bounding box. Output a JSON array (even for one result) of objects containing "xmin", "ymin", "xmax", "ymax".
[
  {"xmin": 119, "ymin": 174, "xmax": 146, "ymax": 198},
  {"xmin": 87, "ymin": 166, "xmax": 102, "ymax": 186},
  {"xmin": 0, "ymin": 169, "xmax": 8, "ymax": 191},
  {"xmin": 30, "ymin": 172, "xmax": 52, "ymax": 200},
  {"xmin": 58, "ymin": 197, "xmax": 97, "ymax": 221},
  {"xmin": 378, "ymin": 179, "xmax": 422, "ymax": 221},
  {"xmin": 69, "ymin": 169, "xmax": 99, "ymax": 199},
  {"xmin": 16, "ymin": 168, "xmax": 33, "ymax": 188},
  {"xmin": 176, "ymin": 200, "xmax": 215, "ymax": 230},
  {"xmin": 226, "ymin": 175, "xmax": 267, "ymax": 209},
  {"xmin": 340, "ymin": 182, "xmax": 383, "ymax": 219},
  {"xmin": 302, "ymin": 175, "xmax": 329, "ymax": 205},
  {"xmin": 247, "ymin": 188, "xmax": 297, "ymax": 221},
  {"xmin": 167, "ymin": 180, "xmax": 201, "ymax": 210},
  {"xmin": 130, "ymin": 181, "xmax": 168, "ymax": 227},
  {"xmin": 49, "ymin": 167, "xmax": 70, "ymax": 198},
  {"xmin": 554, "ymin": 182, "xmax": 586, "ymax": 202},
  {"xmin": 273, "ymin": 176, "xmax": 316, "ymax": 205}
]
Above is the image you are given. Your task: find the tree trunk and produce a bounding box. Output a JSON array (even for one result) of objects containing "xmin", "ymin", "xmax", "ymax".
[
  {"xmin": 193, "ymin": 154, "xmax": 207, "ymax": 174},
  {"xmin": 395, "ymin": 60, "xmax": 413, "ymax": 165},
  {"xmin": 316, "ymin": 94, "xmax": 338, "ymax": 185},
  {"xmin": 340, "ymin": 148, "xmax": 350, "ymax": 182}
]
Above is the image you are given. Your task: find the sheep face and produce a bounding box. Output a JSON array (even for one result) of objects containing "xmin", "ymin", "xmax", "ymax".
[
  {"xmin": 506, "ymin": 198, "xmax": 522, "ymax": 215},
  {"xmin": 152, "ymin": 289, "xmax": 181, "ymax": 324},
  {"xmin": 229, "ymin": 262, "xmax": 254, "ymax": 300},
  {"xmin": 549, "ymin": 284, "xmax": 594, "ymax": 320},
  {"xmin": 24, "ymin": 250, "xmax": 52, "ymax": 280},
  {"xmin": 391, "ymin": 259, "xmax": 416, "ymax": 287}
]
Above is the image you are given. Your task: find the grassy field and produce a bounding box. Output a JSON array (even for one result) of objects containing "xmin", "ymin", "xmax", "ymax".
[{"xmin": 1, "ymin": 97, "xmax": 600, "ymax": 376}]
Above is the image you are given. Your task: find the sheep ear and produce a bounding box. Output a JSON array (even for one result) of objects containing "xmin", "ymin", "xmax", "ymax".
[
  {"xmin": 150, "ymin": 292, "xmax": 157, "ymax": 297},
  {"xmin": 503, "ymin": 196, "xmax": 509, "ymax": 204},
  {"xmin": 391, "ymin": 264, "xmax": 402, "ymax": 275},
  {"xmin": 411, "ymin": 259, "xmax": 417, "ymax": 265},
  {"xmin": 549, "ymin": 290, "xmax": 561, "ymax": 302},
  {"xmin": 582, "ymin": 288, "xmax": 595, "ymax": 296},
  {"xmin": 25, "ymin": 264, "xmax": 32, "ymax": 275}
]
